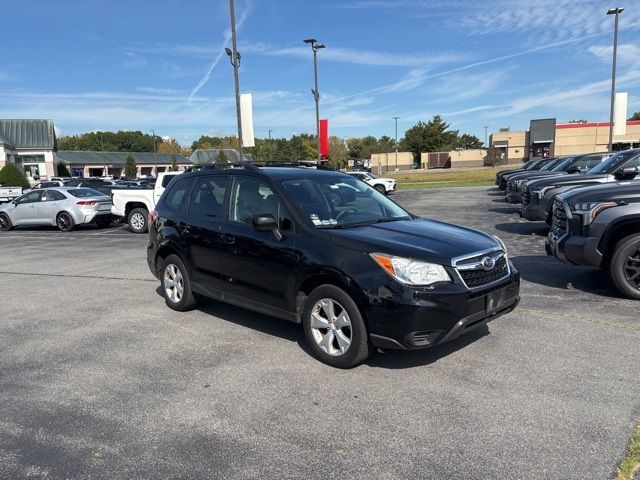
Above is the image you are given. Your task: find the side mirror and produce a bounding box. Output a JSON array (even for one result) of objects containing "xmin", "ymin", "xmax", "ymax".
[
  {"xmin": 566, "ymin": 165, "xmax": 580, "ymax": 174},
  {"xmin": 615, "ymin": 166, "xmax": 638, "ymax": 179},
  {"xmin": 252, "ymin": 214, "xmax": 282, "ymax": 241}
]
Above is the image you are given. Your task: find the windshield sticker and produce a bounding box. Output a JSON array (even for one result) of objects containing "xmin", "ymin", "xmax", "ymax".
[{"xmin": 310, "ymin": 214, "xmax": 322, "ymax": 225}]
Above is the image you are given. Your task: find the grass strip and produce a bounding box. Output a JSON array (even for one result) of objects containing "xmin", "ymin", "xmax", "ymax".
[{"xmin": 617, "ymin": 422, "xmax": 640, "ymax": 480}]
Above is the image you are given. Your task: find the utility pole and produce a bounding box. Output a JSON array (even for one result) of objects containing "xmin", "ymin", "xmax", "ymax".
[
  {"xmin": 268, "ymin": 129, "xmax": 273, "ymax": 161},
  {"xmin": 607, "ymin": 7, "xmax": 624, "ymax": 152},
  {"xmin": 304, "ymin": 39, "xmax": 325, "ymax": 161},
  {"xmin": 100, "ymin": 132, "xmax": 107, "ymax": 177},
  {"xmin": 393, "ymin": 116, "xmax": 399, "ymax": 171},
  {"xmin": 484, "ymin": 125, "xmax": 488, "ymax": 148},
  {"xmin": 227, "ymin": 0, "xmax": 243, "ymax": 159}
]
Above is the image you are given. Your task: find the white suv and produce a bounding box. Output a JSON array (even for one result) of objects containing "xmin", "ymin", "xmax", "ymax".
[{"xmin": 347, "ymin": 171, "xmax": 397, "ymax": 194}]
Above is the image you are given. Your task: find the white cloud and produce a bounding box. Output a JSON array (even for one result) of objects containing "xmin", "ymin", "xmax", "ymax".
[
  {"xmin": 589, "ymin": 43, "xmax": 640, "ymax": 67},
  {"xmin": 136, "ymin": 86, "xmax": 184, "ymax": 95}
]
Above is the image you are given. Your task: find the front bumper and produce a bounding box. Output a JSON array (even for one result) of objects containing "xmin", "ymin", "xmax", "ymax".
[
  {"xmin": 365, "ymin": 267, "xmax": 520, "ymax": 350},
  {"xmin": 521, "ymin": 202, "xmax": 546, "ymax": 221},
  {"xmin": 505, "ymin": 191, "xmax": 523, "ymax": 204},
  {"xmin": 545, "ymin": 234, "xmax": 602, "ymax": 267}
]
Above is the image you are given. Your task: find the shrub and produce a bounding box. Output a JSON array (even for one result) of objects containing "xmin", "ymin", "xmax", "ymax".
[
  {"xmin": 56, "ymin": 162, "xmax": 71, "ymax": 177},
  {"xmin": 0, "ymin": 163, "xmax": 30, "ymax": 188},
  {"xmin": 124, "ymin": 155, "xmax": 137, "ymax": 178},
  {"xmin": 483, "ymin": 146, "xmax": 503, "ymax": 167}
]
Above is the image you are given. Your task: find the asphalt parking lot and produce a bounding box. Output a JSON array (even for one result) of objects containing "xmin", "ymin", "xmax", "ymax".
[{"xmin": 1, "ymin": 186, "xmax": 638, "ymax": 480}]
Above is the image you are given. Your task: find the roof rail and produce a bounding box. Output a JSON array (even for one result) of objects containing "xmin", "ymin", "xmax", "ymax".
[
  {"xmin": 252, "ymin": 161, "xmax": 336, "ymax": 171},
  {"xmin": 200, "ymin": 160, "xmax": 260, "ymax": 172}
]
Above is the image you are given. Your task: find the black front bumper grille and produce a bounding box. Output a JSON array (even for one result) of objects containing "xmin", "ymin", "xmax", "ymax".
[
  {"xmin": 457, "ymin": 256, "xmax": 508, "ymax": 288},
  {"xmin": 521, "ymin": 188, "xmax": 531, "ymax": 208},
  {"xmin": 549, "ymin": 199, "xmax": 568, "ymax": 246}
]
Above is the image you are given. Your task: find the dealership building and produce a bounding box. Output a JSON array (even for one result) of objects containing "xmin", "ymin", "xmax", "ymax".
[{"xmin": 490, "ymin": 118, "xmax": 640, "ymax": 164}]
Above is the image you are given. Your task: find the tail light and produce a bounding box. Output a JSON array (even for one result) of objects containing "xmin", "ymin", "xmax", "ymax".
[
  {"xmin": 76, "ymin": 200, "xmax": 98, "ymax": 206},
  {"xmin": 148, "ymin": 210, "xmax": 158, "ymax": 227}
]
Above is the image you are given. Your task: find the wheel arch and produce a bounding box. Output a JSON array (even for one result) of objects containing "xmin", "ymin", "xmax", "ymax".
[
  {"xmin": 599, "ymin": 217, "xmax": 640, "ymax": 264},
  {"xmin": 125, "ymin": 202, "xmax": 149, "ymax": 217},
  {"xmin": 154, "ymin": 240, "xmax": 190, "ymax": 278},
  {"xmin": 295, "ymin": 269, "xmax": 369, "ymax": 326}
]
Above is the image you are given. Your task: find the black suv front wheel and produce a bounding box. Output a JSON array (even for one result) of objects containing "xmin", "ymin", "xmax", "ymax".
[
  {"xmin": 609, "ymin": 233, "xmax": 640, "ymax": 300},
  {"xmin": 302, "ymin": 285, "xmax": 371, "ymax": 368}
]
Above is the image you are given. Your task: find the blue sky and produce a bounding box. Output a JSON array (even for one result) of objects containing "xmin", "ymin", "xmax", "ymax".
[{"xmin": 1, "ymin": 0, "xmax": 640, "ymax": 145}]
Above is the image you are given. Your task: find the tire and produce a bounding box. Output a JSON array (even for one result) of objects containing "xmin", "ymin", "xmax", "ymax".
[
  {"xmin": 95, "ymin": 215, "xmax": 112, "ymax": 229},
  {"xmin": 302, "ymin": 285, "xmax": 372, "ymax": 368},
  {"xmin": 128, "ymin": 208, "xmax": 148, "ymax": 234},
  {"xmin": 0, "ymin": 213, "xmax": 12, "ymax": 231},
  {"xmin": 161, "ymin": 254, "xmax": 197, "ymax": 311},
  {"xmin": 609, "ymin": 233, "xmax": 640, "ymax": 300},
  {"xmin": 374, "ymin": 184, "xmax": 387, "ymax": 195},
  {"xmin": 56, "ymin": 212, "xmax": 75, "ymax": 232}
]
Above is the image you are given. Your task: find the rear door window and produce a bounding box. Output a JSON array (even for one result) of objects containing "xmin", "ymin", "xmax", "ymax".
[{"xmin": 188, "ymin": 176, "xmax": 229, "ymax": 218}]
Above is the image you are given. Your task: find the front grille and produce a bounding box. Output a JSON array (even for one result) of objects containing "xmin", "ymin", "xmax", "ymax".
[
  {"xmin": 522, "ymin": 187, "xmax": 531, "ymax": 208},
  {"xmin": 549, "ymin": 199, "xmax": 568, "ymax": 246},
  {"xmin": 506, "ymin": 182, "xmax": 515, "ymax": 195},
  {"xmin": 456, "ymin": 253, "xmax": 509, "ymax": 289}
]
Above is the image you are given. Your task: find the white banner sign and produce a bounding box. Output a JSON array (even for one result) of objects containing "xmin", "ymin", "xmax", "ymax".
[
  {"xmin": 240, "ymin": 93, "xmax": 255, "ymax": 148},
  {"xmin": 613, "ymin": 92, "xmax": 628, "ymax": 136}
]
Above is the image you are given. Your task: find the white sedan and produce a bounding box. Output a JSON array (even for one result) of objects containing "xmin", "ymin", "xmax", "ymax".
[
  {"xmin": 0, "ymin": 187, "xmax": 113, "ymax": 232},
  {"xmin": 346, "ymin": 171, "xmax": 397, "ymax": 194}
]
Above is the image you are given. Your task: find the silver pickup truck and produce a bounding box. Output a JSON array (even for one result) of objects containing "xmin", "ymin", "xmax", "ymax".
[{"xmin": 0, "ymin": 186, "xmax": 23, "ymax": 203}]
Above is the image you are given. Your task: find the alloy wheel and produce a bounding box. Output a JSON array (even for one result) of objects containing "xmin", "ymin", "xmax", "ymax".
[
  {"xmin": 623, "ymin": 246, "xmax": 640, "ymax": 289},
  {"xmin": 131, "ymin": 212, "xmax": 145, "ymax": 231},
  {"xmin": 164, "ymin": 264, "xmax": 184, "ymax": 303},
  {"xmin": 57, "ymin": 214, "xmax": 71, "ymax": 231},
  {"xmin": 309, "ymin": 298, "xmax": 352, "ymax": 356},
  {"xmin": 0, "ymin": 214, "xmax": 9, "ymax": 231}
]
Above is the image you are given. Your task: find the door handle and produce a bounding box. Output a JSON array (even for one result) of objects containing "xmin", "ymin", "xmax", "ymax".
[
  {"xmin": 176, "ymin": 222, "xmax": 191, "ymax": 233},
  {"xmin": 220, "ymin": 233, "xmax": 235, "ymax": 244}
]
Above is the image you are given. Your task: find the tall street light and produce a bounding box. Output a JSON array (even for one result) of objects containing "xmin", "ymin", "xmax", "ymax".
[
  {"xmin": 226, "ymin": 0, "xmax": 243, "ymax": 159},
  {"xmin": 304, "ymin": 38, "xmax": 325, "ymax": 161},
  {"xmin": 392, "ymin": 116, "xmax": 400, "ymax": 171},
  {"xmin": 151, "ymin": 129, "xmax": 157, "ymax": 175},
  {"xmin": 607, "ymin": 6, "xmax": 624, "ymax": 152}
]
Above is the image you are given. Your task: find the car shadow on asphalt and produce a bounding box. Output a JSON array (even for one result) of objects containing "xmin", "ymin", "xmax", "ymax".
[
  {"xmin": 495, "ymin": 222, "xmax": 548, "ymax": 237},
  {"xmin": 511, "ymin": 255, "xmax": 623, "ymax": 298},
  {"xmin": 488, "ymin": 207, "xmax": 521, "ymax": 214},
  {"xmin": 154, "ymin": 287, "xmax": 490, "ymax": 369}
]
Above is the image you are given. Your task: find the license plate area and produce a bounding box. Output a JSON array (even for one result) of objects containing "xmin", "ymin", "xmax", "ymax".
[
  {"xmin": 486, "ymin": 287, "xmax": 509, "ymax": 313},
  {"xmin": 99, "ymin": 204, "xmax": 112, "ymax": 211}
]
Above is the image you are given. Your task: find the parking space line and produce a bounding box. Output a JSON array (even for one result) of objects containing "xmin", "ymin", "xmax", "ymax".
[{"xmin": 0, "ymin": 270, "xmax": 156, "ymax": 283}]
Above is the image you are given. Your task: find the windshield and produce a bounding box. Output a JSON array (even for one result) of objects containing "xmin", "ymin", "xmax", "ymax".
[
  {"xmin": 551, "ymin": 156, "xmax": 578, "ymax": 172},
  {"xmin": 67, "ymin": 188, "xmax": 107, "ymax": 198},
  {"xmin": 588, "ymin": 150, "xmax": 640, "ymax": 174},
  {"xmin": 540, "ymin": 158, "xmax": 562, "ymax": 171},
  {"xmin": 279, "ymin": 174, "xmax": 410, "ymax": 228},
  {"xmin": 522, "ymin": 161, "xmax": 536, "ymax": 170},
  {"xmin": 367, "ymin": 173, "xmax": 377, "ymax": 179}
]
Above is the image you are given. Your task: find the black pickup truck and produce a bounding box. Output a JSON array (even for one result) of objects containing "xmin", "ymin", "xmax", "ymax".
[
  {"xmin": 546, "ymin": 180, "xmax": 640, "ymax": 299},
  {"xmin": 495, "ymin": 158, "xmax": 553, "ymax": 191},
  {"xmin": 520, "ymin": 149, "xmax": 640, "ymax": 223}
]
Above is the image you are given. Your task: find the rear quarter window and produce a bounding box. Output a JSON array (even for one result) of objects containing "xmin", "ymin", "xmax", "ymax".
[{"xmin": 163, "ymin": 178, "xmax": 193, "ymax": 212}]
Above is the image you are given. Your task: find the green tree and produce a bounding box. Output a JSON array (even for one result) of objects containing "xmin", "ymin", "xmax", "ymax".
[
  {"xmin": 124, "ymin": 154, "xmax": 137, "ymax": 178},
  {"xmin": 56, "ymin": 162, "xmax": 71, "ymax": 177},
  {"xmin": 400, "ymin": 115, "xmax": 459, "ymax": 161},
  {"xmin": 170, "ymin": 155, "xmax": 178, "ymax": 171},
  {"xmin": 0, "ymin": 163, "xmax": 30, "ymax": 188},
  {"xmin": 455, "ymin": 133, "xmax": 484, "ymax": 149},
  {"xmin": 483, "ymin": 146, "xmax": 503, "ymax": 167},
  {"xmin": 57, "ymin": 130, "xmax": 161, "ymax": 153},
  {"xmin": 568, "ymin": 119, "xmax": 588, "ymax": 123},
  {"xmin": 628, "ymin": 112, "xmax": 640, "ymax": 121},
  {"xmin": 327, "ymin": 136, "xmax": 349, "ymax": 169},
  {"xmin": 214, "ymin": 150, "xmax": 227, "ymax": 164}
]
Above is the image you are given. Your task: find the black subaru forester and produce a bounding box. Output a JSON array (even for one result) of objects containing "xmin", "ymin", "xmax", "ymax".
[{"xmin": 147, "ymin": 163, "xmax": 520, "ymax": 368}]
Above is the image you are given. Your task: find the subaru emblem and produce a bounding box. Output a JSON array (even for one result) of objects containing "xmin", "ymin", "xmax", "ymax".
[{"xmin": 481, "ymin": 256, "xmax": 496, "ymax": 271}]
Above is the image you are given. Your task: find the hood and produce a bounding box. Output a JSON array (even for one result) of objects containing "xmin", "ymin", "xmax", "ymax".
[
  {"xmin": 329, "ymin": 218, "xmax": 500, "ymax": 265},
  {"xmin": 527, "ymin": 172, "xmax": 610, "ymax": 191},
  {"xmin": 498, "ymin": 168, "xmax": 526, "ymax": 178},
  {"xmin": 508, "ymin": 171, "xmax": 568, "ymax": 182},
  {"xmin": 559, "ymin": 180, "xmax": 640, "ymax": 204}
]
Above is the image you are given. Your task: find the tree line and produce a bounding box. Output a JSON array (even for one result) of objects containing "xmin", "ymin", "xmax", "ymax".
[{"xmin": 57, "ymin": 115, "xmax": 484, "ymax": 168}]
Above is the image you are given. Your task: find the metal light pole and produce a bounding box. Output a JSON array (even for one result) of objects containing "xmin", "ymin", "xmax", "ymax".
[
  {"xmin": 268, "ymin": 129, "xmax": 273, "ymax": 161},
  {"xmin": 607, "ymin": 7, "xmax": 624, "ymax": 152},
  {"xmin": 227, "ymin": 0, "xmax": 243, "ymax": 159},
  {"xmin": 304, "ymin": 38, "xmax": 325, "ymax": 161},
  {"xmin": 484, "ymin": 125, "xmax": 488, "ymax": 148},
  {"xmin": 393, "ymin": 116, "xmax": 399, "ymax": 171},
  {"xmin": 100, "ymin": 132, "xmax": 107, "ymax": 177}
]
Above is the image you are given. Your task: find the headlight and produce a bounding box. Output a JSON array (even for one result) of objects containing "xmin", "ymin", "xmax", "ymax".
[
  {"xmin": 370, "ymin": 253, "xmax": 451, "ymax": 286},
  {"xmin": 569, "ymin": 201, "xmax": 620, "ymax": 223},
  {"xmin": 493, "ymin": 235, "xmax": 508, "ymax": 256}
]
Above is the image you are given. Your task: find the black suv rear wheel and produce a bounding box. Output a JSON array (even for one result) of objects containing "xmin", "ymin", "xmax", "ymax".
[
  {"xmin": 302, "ymin": 285, "xmax": 371, "ymax": 368},
  {"xmin": 609, "ymin": 233, "xmax": 640, "ymax": 300},
  {"xmin": 161, "ymin": 254, "xmax": 197, "ymax": 311}
]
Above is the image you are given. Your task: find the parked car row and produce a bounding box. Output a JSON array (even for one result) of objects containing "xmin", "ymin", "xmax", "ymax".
[{"xmin": 495, "ymin": 148, "xmax": 640, "ymax": 299}]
